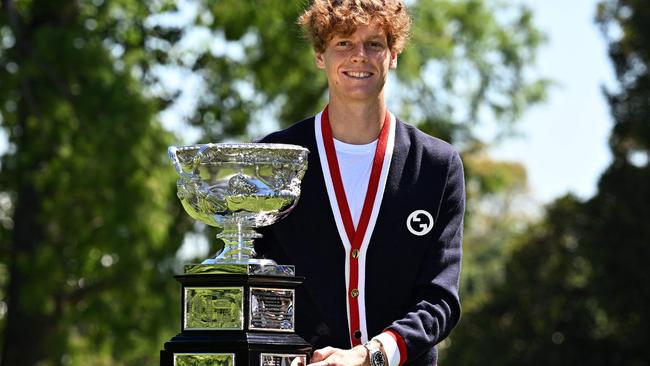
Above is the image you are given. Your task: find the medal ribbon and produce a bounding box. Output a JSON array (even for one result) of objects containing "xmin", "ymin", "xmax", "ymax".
[{"xmin": 321, "ymin": 105, "xmax": 391, "ymax": 346}]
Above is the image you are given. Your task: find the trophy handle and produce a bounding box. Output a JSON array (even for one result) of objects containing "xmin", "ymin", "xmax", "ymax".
[
  {"xmin": 167, "ymin": 146, "xmax": 195, "ymax": 178},
  {"xmin": 168, "ymin": 146, "xmax": 188, "ymax": 175},
  {"xmin": 168, "ymin": 145, "xmax": 209, "ymax": 179}
]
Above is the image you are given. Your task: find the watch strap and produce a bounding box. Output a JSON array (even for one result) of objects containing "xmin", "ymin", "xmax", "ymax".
[{"xmin": 364, "ymin": 340, "xmax": 387, "ymax": 366}]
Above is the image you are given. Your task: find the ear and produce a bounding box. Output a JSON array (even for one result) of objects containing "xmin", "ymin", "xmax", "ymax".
[
  {"xmin": 389, "ymin": 51, "xmax": 398, "ymax": 69},
  {"xmin": 315, "ymin": 52, "xmax": 326, "ymax": 69}
]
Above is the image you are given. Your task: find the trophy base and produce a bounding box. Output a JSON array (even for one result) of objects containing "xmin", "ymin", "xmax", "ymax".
[
  {"xmin": 160, "ymin": 269, "xmax": 311, "ymax": 366},
  {"xmin": 160, "ymin": 332, "xmax": 310, "ymax": 366}
]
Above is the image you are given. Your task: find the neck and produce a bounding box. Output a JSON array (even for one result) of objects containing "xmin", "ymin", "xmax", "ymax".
[{"xmin": 327, "ymin": 97, "xmax": 387, "ymax": 145}]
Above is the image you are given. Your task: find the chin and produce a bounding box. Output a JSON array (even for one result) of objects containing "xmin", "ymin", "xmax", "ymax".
[{"xmin": 346, "ymin": 90, "xmax": 382, "ymax": 101}]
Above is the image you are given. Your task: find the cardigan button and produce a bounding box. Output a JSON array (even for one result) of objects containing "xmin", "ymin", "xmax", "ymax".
[
  {"xmin": 351, "ymin": 289, "xmax": 359, "ymax": 298},
  {"xmin": 351, "ymin": 249, "xmax": 359, "ymax": 259},
  {"xmin": 353, "ymin": 330, "xmax": 362, "ymax": 339}
]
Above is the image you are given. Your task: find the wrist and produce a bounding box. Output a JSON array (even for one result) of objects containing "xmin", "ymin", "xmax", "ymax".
[
  {"xmin": 364, "ymin": 339, "xmax": 387, "ymax": 366},
  {"xmin": 355, "ymin": 344, "xmax": 371, "ymax": 366}
]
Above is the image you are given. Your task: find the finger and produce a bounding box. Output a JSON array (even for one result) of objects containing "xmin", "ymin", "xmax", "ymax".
[
  {"xmin": 310, "ymin": 347, "xmax": 338, "ymax": 363},
  {"xmin": 290, "ymin": 357, "xmax": 305, "ymax": 366}
]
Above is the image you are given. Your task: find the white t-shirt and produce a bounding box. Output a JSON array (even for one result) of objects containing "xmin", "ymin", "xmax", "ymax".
[
  {"xmin": 334, "ymin": 138, "xmax": 402, "ymax": 366},
  {"xmin": 333, "ymin": 138, "xmax": 377, "ymax": 227}
]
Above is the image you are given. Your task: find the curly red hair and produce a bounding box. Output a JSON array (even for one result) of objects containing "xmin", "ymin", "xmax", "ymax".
[{"xmin": 298, "ymin": 0, "xmax": 411, "ymax": 54}]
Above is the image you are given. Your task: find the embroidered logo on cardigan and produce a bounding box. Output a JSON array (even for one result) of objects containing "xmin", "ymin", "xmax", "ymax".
[{"xmin": 406, "ymin": 210, "xmax": 434, "ymax": 236}]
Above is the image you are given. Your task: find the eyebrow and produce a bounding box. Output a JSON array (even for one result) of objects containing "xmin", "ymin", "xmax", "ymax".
[{"xmin": 331, "ymin": 35, "xmax": 386, "ymax": 43}]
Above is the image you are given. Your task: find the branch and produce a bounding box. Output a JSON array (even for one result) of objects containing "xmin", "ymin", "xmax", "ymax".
[{"xmin": 66, "ymin": 277, "xmax": 117, "ymax": 305}]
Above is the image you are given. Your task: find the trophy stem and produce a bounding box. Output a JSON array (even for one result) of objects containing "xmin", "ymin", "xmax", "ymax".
[{"xmin": 200, "ymin": 223, "xmax": 277, "ymax": 266}]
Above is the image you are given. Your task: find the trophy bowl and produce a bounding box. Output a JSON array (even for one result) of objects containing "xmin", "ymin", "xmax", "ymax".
[{"xmin": 169, "ymin": 143, "xmax": 308, "ymax": 265}]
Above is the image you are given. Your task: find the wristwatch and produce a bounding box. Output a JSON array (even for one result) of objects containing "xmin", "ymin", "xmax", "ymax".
[{"xmin": 364, "ymin": 340, "xmax": 387, "ymax": 366}]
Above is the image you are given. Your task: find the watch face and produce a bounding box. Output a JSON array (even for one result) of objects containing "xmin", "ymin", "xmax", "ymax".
[{"xmin": 371, "ymin": 350, "xmax": 386, "ymax": 366}]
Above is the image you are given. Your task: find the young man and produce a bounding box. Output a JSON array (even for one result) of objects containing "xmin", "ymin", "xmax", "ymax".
[{"xmin": 256, "ymin": 1, "xmax": 465, "ymax": 365}]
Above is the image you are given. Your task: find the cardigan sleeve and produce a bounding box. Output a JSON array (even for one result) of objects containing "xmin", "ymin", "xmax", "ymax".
[{"xmin": 384, "ymin": 150, "xmax": 465, "ymax": 364}]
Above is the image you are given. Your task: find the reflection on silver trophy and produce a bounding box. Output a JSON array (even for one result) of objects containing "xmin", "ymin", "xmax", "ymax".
[{"xmin": 168, "ymin": 143, "xmax": 309, "ymax": 265}]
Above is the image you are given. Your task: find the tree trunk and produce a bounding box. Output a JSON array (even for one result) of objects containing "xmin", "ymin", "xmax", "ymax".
[
  {"xmin": 1, "ymin": 123, "xmax": 55, "ymax": 365},
  {"xmin": 1, "ymin": 187, "xmax": 54, "ymax": 365},
  {"xmin": 1, "ymin": 2, "xmax": 62, "ymax": 363}
]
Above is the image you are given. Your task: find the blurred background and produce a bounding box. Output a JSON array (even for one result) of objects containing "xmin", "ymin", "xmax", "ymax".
[{"xmin": 1, "ymin": 0, "xmax": 648, "ymax": 365}]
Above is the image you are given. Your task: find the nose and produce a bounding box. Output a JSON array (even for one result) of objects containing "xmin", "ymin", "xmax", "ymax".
[{"xmin": 350, "ymin": 43, "xmax": 368, "ymax": 63}]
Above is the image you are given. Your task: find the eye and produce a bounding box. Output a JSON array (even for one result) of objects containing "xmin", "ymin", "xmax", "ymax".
[
  {"xmin": 336, "ymin": 40, "xmax": 351, "ymax": 47},
  {"xmin": 368, "ymin": 41, "xmax": 385, "ymax": 49}
]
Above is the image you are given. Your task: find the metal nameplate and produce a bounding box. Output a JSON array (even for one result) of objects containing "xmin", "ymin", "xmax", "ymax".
[
  {"xmin": 184, "ymin": 287, "xmax": 244, "ymax": 330},
  {"xmin": 249, "ymin": 287, "xmax": 295, "ymax": 332},
  {"xmin": 174, "ymin": 353, "xmax": 235, "ymax": 366},
  {"xmin": 260, "ymin": 353, "xmax": 306, "ymax": 366}
]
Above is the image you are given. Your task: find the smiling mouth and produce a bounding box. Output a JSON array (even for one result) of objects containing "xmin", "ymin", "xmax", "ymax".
[{"xmin": 344, "ymin": 71, "xmax": 373, "ymax": 79}]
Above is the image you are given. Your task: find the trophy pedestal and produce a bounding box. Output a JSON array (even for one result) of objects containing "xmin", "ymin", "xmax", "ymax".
[{"xmin": 160, "ymin": 265, "xmax": 311, "ymax": 366}]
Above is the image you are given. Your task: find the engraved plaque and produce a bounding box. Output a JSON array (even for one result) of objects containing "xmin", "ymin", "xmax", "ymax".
[
  {"xmin": 184, "ymin": 287, "xmax": 244, "ymax": 330},
  {"xmin": 261, "ymin": 353, "xmax": 306, "ymax": 366},
  {"xmin": 249, "ymin": 287, "xmax": 295, "ymax": 331},
  {"xmin": 174, "ymin": 353, "xmax": 234, "ymax": 366}
]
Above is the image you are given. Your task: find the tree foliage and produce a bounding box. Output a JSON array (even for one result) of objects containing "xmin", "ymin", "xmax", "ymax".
[
  {"xmin": 152, "ymin": 0, "xmax": 547, "ymax": 144},
  {"xmin": 0, "ymin": 0, "xmax": 546, "ymax": 365},
  {"xmin": 459, "ymin": 146, "xmax": 531, "ymax": 313},
  {"xmin": 444, "ymin": 1, "xmax": 650, "ymax": 364},
  {"xmin": 0, "ymin": 1, "xmax": 186, "ymax": 365}
]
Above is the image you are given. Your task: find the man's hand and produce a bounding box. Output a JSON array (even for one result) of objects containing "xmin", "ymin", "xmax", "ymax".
[{"xmin": 307, "ymin": 345, "xmax": 369, "ymax": 366}]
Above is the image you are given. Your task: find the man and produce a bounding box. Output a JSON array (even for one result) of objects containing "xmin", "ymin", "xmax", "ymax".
[{"xmin": 256, "ymin": 1, "xmax": 465, "ymax": 365}]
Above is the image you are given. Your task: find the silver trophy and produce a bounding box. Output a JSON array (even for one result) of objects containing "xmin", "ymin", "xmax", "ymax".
[
  {"xmin": 162, "ymin": 143, "xmax": 312, "ymax": 366},
  {"xmin": 169, "ymin": 143, "xmax": 308, "ymax": 267}
]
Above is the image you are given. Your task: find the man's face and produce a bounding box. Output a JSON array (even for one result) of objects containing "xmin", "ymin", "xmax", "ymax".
[{"xmin": 315, "ymin": 24, "xmax": 397, "ymax": 104}]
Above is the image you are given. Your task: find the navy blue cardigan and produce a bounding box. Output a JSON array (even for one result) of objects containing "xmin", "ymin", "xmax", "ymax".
[{"xmin": 256, "ymin": 115, "xmax": 465, "ymax": 365}]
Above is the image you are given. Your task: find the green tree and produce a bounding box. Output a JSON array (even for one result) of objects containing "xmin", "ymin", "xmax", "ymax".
[
  {"xmin": 584, "ymin": 0, "xmax": 650, "ymax": 360},
  {"xmin": 445, "ymin": 1, "xmax": 650, "ymax": 364},
  {"xmin": 0, "ymin": 0, "xmax": 547, "ymax": 364},
  {"xmin": 444, "ymin": 195, "xmax": 611, "ymax": 365},
  {"xmin": 0, "ymin": 1, "xmax": 185, "ymax": 365},
  {"xmin": 156, "ymin": 0, "xmax": 547, "ymax": 144},
  {"xmin": 459, "ymin": 145, "xmax": 532, "ymax": 313}
]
